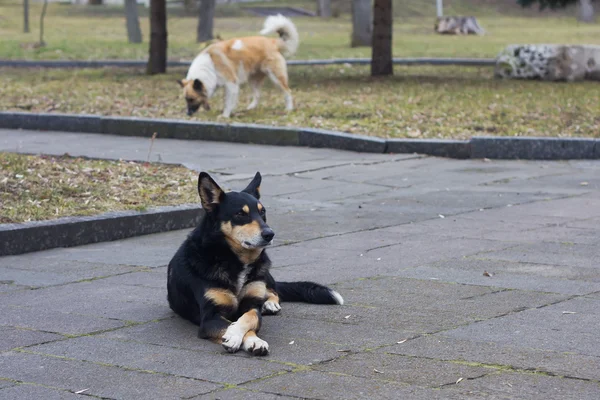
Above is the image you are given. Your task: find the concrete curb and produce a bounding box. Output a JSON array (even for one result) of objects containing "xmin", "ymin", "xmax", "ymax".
[
  {"xmin": 0, "ymin": 58, "xmax": 496, "ymax": 69},
  {"xmin": 0, "ymin": 112, "xmax": 598, "ymax": 160},
  {"xmin": 0, "ymin": 204, "xmax": 203, "ymax": 256}
]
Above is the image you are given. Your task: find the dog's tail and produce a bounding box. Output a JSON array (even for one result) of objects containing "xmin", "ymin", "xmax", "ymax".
[
  {"xmin": 259, "ymin": 14, "xmax": 299, "ymax": 58},
  {"xmin": 275, "ymin": 281, "xmax": 344, "ymax": 305}
]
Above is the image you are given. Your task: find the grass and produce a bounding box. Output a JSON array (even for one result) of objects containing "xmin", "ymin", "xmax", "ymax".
[
  {"xmin": 0, "ymin": 153, "xmax": 199, "ymax": 223},
  {"xmin": 1, "ymin": 65, "xmax": 598, "ymax": 139},
  {"xmin": 0, "ymin": 0, "xmax": 599, "ymax": 139}
]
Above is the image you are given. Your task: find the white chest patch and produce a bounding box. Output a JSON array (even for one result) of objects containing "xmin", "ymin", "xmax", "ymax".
[
  {"xmin": 231, "ymin": 40, "xmax": 244, "ymax": 51},
  {"xmin": 236, "ymin": 265, "xmax": 251, "ymax": 295}
]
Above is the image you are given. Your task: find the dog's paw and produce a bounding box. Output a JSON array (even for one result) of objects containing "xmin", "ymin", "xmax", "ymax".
[
  {"xmin": 221, "ymin": 323, "xmax": 244, "ymax": 353},
  {"xmin": 261, "ymin": 300, "xmax": 281, "ymax": 315},
  {"xmin": 243, "ymin": 335, "xmax": 269, "ymax": 356},
  {"xmin": 218, "ymin": 113, "xmax": 231, "ymax": 119}
]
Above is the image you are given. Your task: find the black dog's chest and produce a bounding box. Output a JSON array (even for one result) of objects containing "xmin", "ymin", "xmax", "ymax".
[{"xmin": 234, "ymin": 265, "xmax": 251, "ymax": 295}]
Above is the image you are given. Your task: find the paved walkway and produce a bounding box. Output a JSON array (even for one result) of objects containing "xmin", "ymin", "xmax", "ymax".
[{"xmin": 1, "ymin": 129, "xmax": 600, "ymax": 399}]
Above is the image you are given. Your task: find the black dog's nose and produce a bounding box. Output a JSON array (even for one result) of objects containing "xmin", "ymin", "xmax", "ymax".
[
  {"xmin": 187, "ymin": 109, "xmax": 194, "ymax": 116},
  {"xmin": 261, "ymin": 229, "xmax": 275, "ymax": 242}
]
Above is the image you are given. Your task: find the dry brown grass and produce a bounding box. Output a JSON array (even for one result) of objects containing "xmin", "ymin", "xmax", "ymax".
[{"xmin": 0, "ymin": 153, "xmax": 199, "ymax": 223}]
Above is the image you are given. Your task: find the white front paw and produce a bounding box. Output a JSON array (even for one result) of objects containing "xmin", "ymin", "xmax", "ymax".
[
  {"xmin": 243, "ymin": 335, "xmax": 269, "ymax": 356},
  {"xmin": 221, "ymin": 323, "xmax": 244, "ymax": 353},
  {"xmin": 262, "ymin": 300, "xmax": 282, "ymax": 315}
]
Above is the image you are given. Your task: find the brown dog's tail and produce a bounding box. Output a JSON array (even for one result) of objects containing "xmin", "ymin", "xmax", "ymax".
[{"xmin": 275, "ymin": 281, "xmax": 344, "ymax": 305}]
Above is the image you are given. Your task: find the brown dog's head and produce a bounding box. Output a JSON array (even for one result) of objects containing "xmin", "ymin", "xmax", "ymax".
[{"xmin": 177, "ymin": 78, "xmax": 211, "ymax": 116}]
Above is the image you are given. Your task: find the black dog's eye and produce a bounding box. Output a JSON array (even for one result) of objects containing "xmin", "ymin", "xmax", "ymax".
[{"xmin": 235, "ymin": 210, "xmax": 247, "ymax": 218}]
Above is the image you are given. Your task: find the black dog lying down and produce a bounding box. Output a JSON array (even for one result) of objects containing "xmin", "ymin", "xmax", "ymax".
[{"xmin": 167, "ymin": 171, "xmax": 344, "ymax": 356}]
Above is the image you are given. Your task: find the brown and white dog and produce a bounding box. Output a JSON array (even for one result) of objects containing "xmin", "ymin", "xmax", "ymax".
[{"xmin": 178, "ymin": 14, "xmax": 299, "ymax": 118}]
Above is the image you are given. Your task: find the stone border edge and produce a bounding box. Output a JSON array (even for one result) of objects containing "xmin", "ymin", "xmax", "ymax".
[
  {"xmin": 0, "ymin": 204, "xmax": 204, "ymax": 256},
  {"xmin": 1, "ymin": 112, "xmax": 598, "ymax": 160}
]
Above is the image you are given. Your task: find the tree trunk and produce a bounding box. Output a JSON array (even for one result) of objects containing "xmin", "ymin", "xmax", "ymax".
[
  {"xmin": 371, "ymin": 0, "xmax": 393, "ymax": 76},
  {"xmin": 39, "ymin": 0, "xmax": 48, "ymax": 46},
  {"xmin": 197, "ymin": 0, "xmax": 215, "ymax": 43},
  {"xmin": 23, "ymin": 0, "xmax": 30, "ymax": 33},
  {"xmin": 147, "ymin": 0, "xmax": 167, "ymax": 75},
  {"xmin": 577, "ymin": 0, "xmax": 595, "ymax": 23},
  {"xmin": 125, "ymin": 0, "xmax": 143, "ymax": 43},
  {"xmin": 317, "ymin": 0, "xmax": 332, "ymax": 17},
  {"xmin": 351, "ymin": 0, "xmax": 371, "ymax": 47}
]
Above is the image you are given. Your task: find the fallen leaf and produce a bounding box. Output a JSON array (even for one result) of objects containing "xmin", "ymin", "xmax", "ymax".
[
  {"xmin": 456, "ymin": 377, "xmax": 464, "ymax": 384},
  {"xmin": 562, "ymin": 311, "xmax": 577, "ymax": 314},
  {"xmin": 580, "ymin": 182, "xmax": 589, "ymax": 186},
  {"xmin": 289, "ymin": 340, "xmax": 295, "ymax": 345},
  {"xmin": 397, "ymin": 339, "xmax": 408, "ymax": 344},
  {"xmin": 337, "ymin": 349, "xmax": 352, "ymax": 352},
  {"xmin": 374, "ymin": 369, "xmax": 384, "ymax": 374},
  {"xmin": 483, "ymin": 271, "xmax": 493, "ymax": 277},
  {"xmin": 75, "ymin": 389, "xmax": 89, "ymax": 394},
  {"xmin": 438, "ymin": 214, "xmax": 445, "ymax": 218},
  {"xmin": 344, "ymin": 315, "xmax": 351, "ymax": 319}
]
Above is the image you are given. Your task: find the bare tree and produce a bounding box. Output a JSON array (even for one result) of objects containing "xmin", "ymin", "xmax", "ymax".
[
  {"xmin": 147, "ymin": 0, "xmax": 167, "ymax": 74},
  {"xmin": 125, "ymin": 0, "xmax": 143, "ymax": 43},
  {"xmin": 577, "ymin": 0, "xmax": 595, "ymax": 22},
  {"xmin": 317, "ymin": 0, "xmax": 332, "ymax": 17},
  {"xmin": 197, "ymin": 0, "xmax": 215, "ymax": 43},
  {"xmin": 371, "ymin": 0, "xmax": 392, "ymax": 76},
  {"xmin": 24, "ymin": 0, "xmax": 30, "ymax": 33},
  {"xmin": 351, "ymin": 0, "xmax": 371, "ymax": 47},
  {"xmin": 39, "ymin": 0, "xmax": 48, "ymax": 46}
]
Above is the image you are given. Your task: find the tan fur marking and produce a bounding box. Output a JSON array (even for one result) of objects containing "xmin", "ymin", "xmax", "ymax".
[
  {"xmin": 242, "ymin": 205, "xmax": 250, "ymax": 213},
  {"xmin": 243, "ymin": 330, "xmax": 258, "ymax": 341},
  {"xmin": 240, "ymin": 281, "xmax": 267, "ymax": 300},
  {"xmin": 204, "ymin": 288, "xmax": 238, "ymax": 309},
  {"xmin": 266, "ymin": 289, "xmax": 279, "ymax": 304},
  {"xmin": 257, "ymin": 203, "xmax": 263, "ymax": 211},
  {"xmin": 236, "ymin": 309, "xmax": 260, "ymax": 332},
  {"xmin": 220, "ymin": 221, "xmax": 263, "ymax": 264}
]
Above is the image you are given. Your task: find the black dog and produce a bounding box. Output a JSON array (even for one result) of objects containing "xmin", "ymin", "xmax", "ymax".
[{"xmin": 167, "ymin": 171, "xmax": 344, "ymax": 356}]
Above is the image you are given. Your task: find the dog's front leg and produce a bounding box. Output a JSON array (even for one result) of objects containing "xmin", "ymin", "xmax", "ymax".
[
  {"xmin": 224, "ymin": 280, "xmax": 269, "ymax": 355},
  {"xmin": 222, "ymin": 308, "xmax": 268, "ymax": 355},
  {"xmin": 221, "ymin": 82, "xmax": 239, "ymax": 118}
]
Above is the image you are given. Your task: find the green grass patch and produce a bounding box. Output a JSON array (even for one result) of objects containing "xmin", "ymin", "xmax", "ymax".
[
  {"xmin": 1, "ymin": 65, "xmax": 598, "ymax": 139},
  {"xmin": 1, "ymin": 1, "xmax": 599, "ymax": 139}
]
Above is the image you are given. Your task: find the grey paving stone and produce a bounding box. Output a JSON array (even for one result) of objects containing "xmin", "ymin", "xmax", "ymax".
[
  {"xmin": 0, "ymin": 327, "xmax": 62, "ymax": 351},
  {"xmin": 314, "ymin": 351, "xmax": 490, "ymax": 387},
  {"xmin": 482, "ymin": 242, "xmax": 598, "ymax": 269},
  {"xmin": 102, "ymin": 318, "xmax": 346, "ymax": 366},
  {"xmin": 29, "ymin": 336, "xmax": 288, "ymax": 384},
  {"xmin": 0, "ymin": 384, "xmax": 83, "ymax": 400},
  {"xmin": 2, "ymin": 280, "xmax": 171, "ymax": 322},
  {"xmin": 443, "ymin": 297, "xmax": 600, "ymax": 357},
  {"xmin": 474, "ymin": 225, "xmax": 600, "ymax": 245},
  {"xmin": 192, "ymin": 388, "xmax": 300, "ymax": 399},
  {"xmin": 0, "ymin": 304, "xmax": 125, "ymax": 335},
  {"xmin": 452, "ymin": 371, "xmax": 600, "ymax": 400},
  {"xmin": 96, "ymin": 268, "xmax": 166, "ymax": 288},
  {"xmin": 388, "ymin": 335, "xmax": 600, "ymax": 381},
  {"xmin": 401, "ymin": 258, "xmax": 600, "ymax": 294},
  {"xmin": 242, "ymin": 370, "xmax": 445, "ymax": 400},
  {"xmin": 260, "ymin": 315, "xmax": 412, "ymax": 349},
  {"xmin": 0, "ymin": 380, "xmax": 15, "ymax": 390},
  {"xmin": 0, "ymin": 352, "xmax": 220, "ymax": 400},
  {"xmin": 326, "ymin": 276, "xmax": 565, "ymax": 333}
]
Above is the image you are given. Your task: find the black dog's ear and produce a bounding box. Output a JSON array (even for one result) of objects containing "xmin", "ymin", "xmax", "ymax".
[
  {"xmin": 193, "ymin": 79, "xmax": 203, "ymax": 92},
  {"xmin": 198, "ymin": 172, "xmax": 225, "ymax": 212},
  {"xmin": 242, "ymin": 172, "xmax": 261, "ymax": 199}
]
